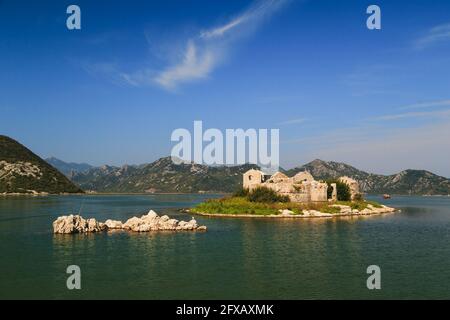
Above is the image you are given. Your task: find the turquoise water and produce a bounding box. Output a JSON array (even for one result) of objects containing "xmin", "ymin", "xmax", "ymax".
[{"xmin": 1, "ymin": 194, "xmax": 450, "ymax": 299}]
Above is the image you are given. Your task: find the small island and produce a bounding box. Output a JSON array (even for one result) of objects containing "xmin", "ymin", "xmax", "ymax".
[{"xmin": 190, "ymin": 169, "xmax": 397, "ymax": 218}]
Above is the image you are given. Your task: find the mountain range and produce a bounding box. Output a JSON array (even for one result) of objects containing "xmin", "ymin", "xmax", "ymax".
[
  {"xmin": 70, "ymin": 157, "xmax": 259, "ymax": 193},
  {"xmin": 2, "ymin": 135, "xmax": 448, "ymax": 195},
  {"xmin": 45, "ymin": 156, "xmax": 92, "ymax": 177},
  {"xmin": 60, "ymin": 158, "xmax": 450, "ymax": 195},
  {"xmin": 285, "ymin": 159, "xmax": 450, "ymax": 195}
]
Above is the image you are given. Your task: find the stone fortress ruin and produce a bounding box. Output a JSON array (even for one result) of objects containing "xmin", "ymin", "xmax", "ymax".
[{"xmin": 243, "ymin": 169, "xmax": 360, "ymax": 203}]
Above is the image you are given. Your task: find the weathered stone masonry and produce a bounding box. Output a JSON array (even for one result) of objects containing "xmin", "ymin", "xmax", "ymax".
[{"xmin": 243, "ymin": 169, "xmax": 360, "ymax": 203}]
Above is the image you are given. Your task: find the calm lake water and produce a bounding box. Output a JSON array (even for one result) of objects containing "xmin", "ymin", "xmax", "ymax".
[{"xmin": 1, "ymin": 194, "xmax": 450, "ymax": 299}]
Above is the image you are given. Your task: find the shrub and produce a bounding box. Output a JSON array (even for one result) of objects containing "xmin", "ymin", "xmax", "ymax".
[
  {"xmin": 353, "ymin": 193, "xmax": 364, "ymax": 201},
  {"xmin": 232, "ymin": 187, "xmax": 249, "ymax": 197},
  {"xmin": 326, "ymin": 180, "xmax": 351, "ymax": 201},
  {"xmin": 247, "ymin": 186, "xmax": 290, "ymax": 203}
]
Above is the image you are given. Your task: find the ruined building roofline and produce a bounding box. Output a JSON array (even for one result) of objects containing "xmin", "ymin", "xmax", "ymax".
[
  {"xmin": 242, "ymin": 168, "xmax": 361, "ymax": 203},
  {"xmin": 243, "ymin": 169, "xmax": 314, "ymax": 180}
]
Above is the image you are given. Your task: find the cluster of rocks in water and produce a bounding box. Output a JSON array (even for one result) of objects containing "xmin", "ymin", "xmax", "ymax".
[
  {"xmin": 279, "ymin": 203, "xmax": 397, "ymax": 217},
  {"xmin": 53, "ymin": 210, "xmax": 207, "ymax": 234}
]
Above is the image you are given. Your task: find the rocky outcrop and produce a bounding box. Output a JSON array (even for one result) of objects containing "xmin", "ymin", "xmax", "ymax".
[
  {"xmin": 280, "ymin": 209, "xmax": 294, "ymax": 216},
  {"xmin": 329, "ymin": 204, "xmax": 396, "ymax": 215},
  {"xmin": 0, "ymin": 160, "xmax": 43, "ymax": 180},
  {"xmin": 104, "ymin": 219, "xmax": 123, "ymax": 229},
  {"xmin": 302, "ymin": 210, "xmax": 333, "ymax": 217},
  {"xmin": 53, "ymin": 210, "xmax": 207, "ymax": 234},
  {"xmin": 53, "ymin": 215, "xmax": 107, "ymax": 234}
]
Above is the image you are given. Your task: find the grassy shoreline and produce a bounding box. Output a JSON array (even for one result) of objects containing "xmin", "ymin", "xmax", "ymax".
[{"xmin": 190, "ymin": 196, "xmax": 385, "ymax": 216}]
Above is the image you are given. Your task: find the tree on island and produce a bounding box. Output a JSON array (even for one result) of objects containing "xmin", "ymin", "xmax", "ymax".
[
  {"xmin": 326, "ymin": 180, "xmax": 352, "ymax": 201},
  {"xmin": 233, "ymin": 186, "xmax": 290, "ymax": 203}
]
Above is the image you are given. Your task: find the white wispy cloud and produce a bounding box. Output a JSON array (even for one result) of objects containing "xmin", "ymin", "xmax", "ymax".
[
  {"xmin": 399, "ymin": 99, "xmax": 450, "ymax": 110},
  {"xmin": 370, "ymin": 109, "xmax": 450, "ymax": 121},
  {"xmin": 199, "ymin": 0, "xmax": 285, "ymax": 39},
  {"xmin": 415, "ymin": 23, "xmax": 450, "ymax": 49},
  {"xmin": 81, "ymin": 61, "xmax": 133, "ymax": 87},
  {"xmin": 154, "ymin": 40, "xmax": 216, "ymax": 90},
  {"xmin": 125, "ymin": 0, "xmax": 288, "ymax": 90},
  {"xmin": 367, "ymin": 99, "xmax": 450, "ymax": 121},
  {"xmin": 277, "ymin": 117, "xmax": 308, "ymax": 125},
  {"xmin": 200, "ymin": 17, "xmax": 247, "ymax": 39}
]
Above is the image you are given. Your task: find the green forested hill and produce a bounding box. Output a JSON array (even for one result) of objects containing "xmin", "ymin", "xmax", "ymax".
[{"xmin": 0, "ymin": 135, "xmax": 83, "ymax": 194}]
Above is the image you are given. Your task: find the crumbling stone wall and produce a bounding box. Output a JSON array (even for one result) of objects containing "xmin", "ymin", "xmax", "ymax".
[
  {"xmin": 243, "ymin": 169, "xmax": 265, "ymax": 191},
  {"xmin": 339, "ymin": 176, "xmax": 360, "ymax": 200},
  {"xmin": 243, "ymin": 170, "xmax": 329, "ymax": 203}
]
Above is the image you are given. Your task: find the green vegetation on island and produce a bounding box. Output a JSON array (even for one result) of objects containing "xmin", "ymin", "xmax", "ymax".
[
  {"xmin": 191, "ymin": 186, "xmax": 384, "ymax": 216},
  {"xmin": 326, "ymin": 179, "xmax": 351, "ymax": 201}
]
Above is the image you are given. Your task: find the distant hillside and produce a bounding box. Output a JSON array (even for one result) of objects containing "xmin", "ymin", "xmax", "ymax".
[
  {"xmin": 46, "ymin": 157, "xmax": 92, "ymax": 177},
  {"xmin": 286, "ymin": 159, "xmax": 450, "ymax": 195},
  {"xmin": 71, "ymin": 157, "xmax": 450, "ymax": 195},
  {"xmin": 0, "ymin": 136, "xmax": 83, "ymax": 194},
  {"xmin": 72, "ymin": 157, "xmax": 259, "ymax": 193}
]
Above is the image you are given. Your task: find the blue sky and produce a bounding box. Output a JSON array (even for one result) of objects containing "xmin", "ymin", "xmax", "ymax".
[{"xmin": 1, "ymin": 0, "xmax": 450, "ymax": 176}]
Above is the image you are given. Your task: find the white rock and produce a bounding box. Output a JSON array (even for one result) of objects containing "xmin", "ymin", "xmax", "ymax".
[
  {"xmin": 104, "ymin": 219, "xmax": 123, "ymax": 229},
  {"xmin": 281, "ymin": 209, "xmax": 294, "ymax": 216},
  {"xmin": 53, "ymin": 215, "xmax": 106, "ymax": 234},
  {"xmin": 307, "ymin": 210, "xmax": 332, "ymax": 217},
  {"xmin": 147, "ymin": 210, "xmax": 158, "ymax": 218},
  {"xmin": 137, "ymin": 224, "xmax": 151, "ymax": 232},
  {"xmin": 123, "ymin": 217, "xmax": 144, "ymax": 230},
  {"xmin": 53, "ymin": 210, "xmax": 207, "ymax": 234}
]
